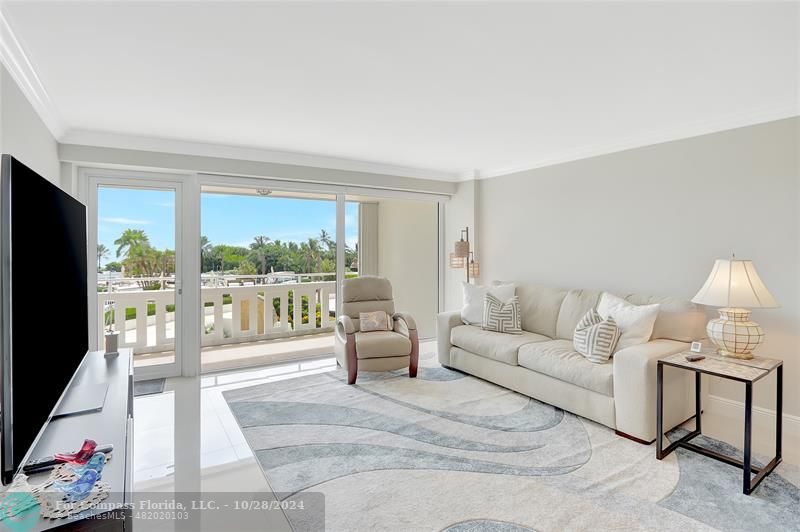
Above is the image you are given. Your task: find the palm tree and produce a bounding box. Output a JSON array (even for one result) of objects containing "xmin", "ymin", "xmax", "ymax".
[
  {"xmin": 300, "ymin": 238, "xmax": 322, "ymax": 273},
  {"xmin": 160, "ymin": 249, "xmax": 176, "ymax": 275},
  {"xmin": 200, "ymin": 236, "xmax": 212, "ymax": 271},
  {"xmin": 318, "ymin": 230, "xmax": 334, "ymax": 253},
  {"xmin": 114, "ymin": 229, "xmax": 150, "ymax": 258},
  {"xmin": 126, "ymin": 245, "xmax": 157, "ymax": 276},
  {"xmin": 252, "ymin": 235, "xmax": 270, "ymax": 248},
  {"xmin": 97, "ymin": 244, "xmax": 109, "ymax": 270},
  {"xmin": 250, "ymin": 236, "xmax": 271, "ymax": 275}
]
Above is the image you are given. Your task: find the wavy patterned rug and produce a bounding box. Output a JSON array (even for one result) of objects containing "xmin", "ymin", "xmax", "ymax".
[{"xmin": 223, "ymin": 352, "xmax": 800, "ymax": 531}]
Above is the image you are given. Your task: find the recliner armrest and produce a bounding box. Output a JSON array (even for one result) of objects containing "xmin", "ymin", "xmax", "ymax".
[
  {"xmin": 436, "ymin": 310, "xmax": 463, "ymax": 366},
  {"xmin": 393, "ymin": 312, "xmax": 417, "ymax": 337},
  {"xmin": 613, "ymin": 339, "xmax": 694, "ymax": 442},
  {"xmin": 336, "ymin": 315, "xmax": 356, "ymax": 343}
]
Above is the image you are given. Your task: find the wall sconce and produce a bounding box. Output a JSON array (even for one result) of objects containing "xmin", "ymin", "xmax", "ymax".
[
  {"xmin": 449, "ymin": 227, "xmax": 480, "ymax": 283},
  {"xmin": 467, "ymin": 252, "xmax": 480, "ymax": 280},
  {"xmin": 449, "ymin": 253, "xmax": 466, "ymax": 268}
]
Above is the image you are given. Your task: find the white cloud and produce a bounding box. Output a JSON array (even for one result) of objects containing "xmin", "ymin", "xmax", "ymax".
[{"xmin": 100, "ymin": 217, "xmax": 152, "ymax": 225}]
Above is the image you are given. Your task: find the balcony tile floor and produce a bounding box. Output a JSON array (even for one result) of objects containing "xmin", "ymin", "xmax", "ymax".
[{"xmin": 133, "ymin": 332, "xmax": 335, "ymax": 372}]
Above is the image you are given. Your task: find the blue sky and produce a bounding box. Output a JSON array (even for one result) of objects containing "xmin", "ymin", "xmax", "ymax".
[{"xmin": 97, "ymin": 187, "xmax": 358, "ymax": 266}]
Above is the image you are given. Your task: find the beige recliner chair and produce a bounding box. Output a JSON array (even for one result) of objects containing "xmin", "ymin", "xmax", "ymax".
[{"xmin": 334, "ymin": 276, "xmax": 419, "ymax": 384}]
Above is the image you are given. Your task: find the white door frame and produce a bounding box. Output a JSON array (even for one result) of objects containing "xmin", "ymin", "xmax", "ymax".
[{"xmin": 80, "ymin": 168, "xmax": 196, "ymax": 380}]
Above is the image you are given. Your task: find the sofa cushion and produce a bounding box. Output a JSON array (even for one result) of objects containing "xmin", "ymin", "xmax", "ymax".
[
  {"xmin": 482, "ymin": 294, "xmax": 522, "ymax": 334},
  {"xmin": 355, "ymin": 331, "xmax": 412, "ymax": 359},
  {"xmin": 515, "ymin": 284, "xmax": 567, "ymax": 338},
  {"xmin": 573, "ymin": 309, "xmax": 620, "ymax": 363},
  {"xmin": 555, "ymin": 289, "xmax": 603, "ymax": 340},
  {"xmin": 462, "ymin": 282, "xmax": 516, "ymax": 325},
  {"xmin": 624, "ymin": 293, "xmax": 707, "ymax": 342},
  {"xmin": 517, "ymin": 339, "xmax": 614, "ymax": 396},
  {"xmin": 450, "ymin": 325, "xmax": 548, "ymax": 365},
  {"xmin": 598, "ymin": 293, "xmax": 660, "ymax": 351}
]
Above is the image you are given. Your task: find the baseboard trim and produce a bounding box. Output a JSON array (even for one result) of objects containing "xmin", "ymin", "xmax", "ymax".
[{"xmin": 704, "ymin": 394, "xmax": 800, "ymax": 465}]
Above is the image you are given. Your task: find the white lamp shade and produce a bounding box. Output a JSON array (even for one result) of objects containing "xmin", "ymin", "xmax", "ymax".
[{"xmin": 692, "ymin": 259, "xmax": 778, "ymax": 309}]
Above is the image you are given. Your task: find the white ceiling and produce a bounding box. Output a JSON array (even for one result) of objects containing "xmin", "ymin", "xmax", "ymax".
[{"xmin": 2, "ymin": 1, "xmax": 798, "ymax": 181}]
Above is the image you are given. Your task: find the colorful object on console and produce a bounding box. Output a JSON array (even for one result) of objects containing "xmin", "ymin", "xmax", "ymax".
[
  {"xmin": 67, "ymin": 452, "xmax": 106, "ymax": 481},
  {"xmin": 55, "ymin": 470, "xmax": 99, "ymax": 503},
  {"xmin": 54, "ymin": 439, "xmax": 96, "ymax": 465}
]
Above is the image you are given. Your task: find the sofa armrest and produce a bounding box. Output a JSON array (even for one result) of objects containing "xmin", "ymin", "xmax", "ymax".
[
  {"xmin": 393, "ymin": 312, "xmax": 417, "ymax": 337},
  {"xmin": 613, "ymin": 339, "xmax": 694, "ymax": 443},
  {"xmin": 336, "ymin": 315, "xmax": 356, "ymax": 343},
  {"xmin": 437, "ymin": 311, "xmax": 462, "ymax": 366}
]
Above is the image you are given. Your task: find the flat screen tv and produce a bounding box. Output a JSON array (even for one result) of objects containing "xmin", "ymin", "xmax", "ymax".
[{"xmin": 0, "ymin": 155, "xmax": 88, "ymax": 484}]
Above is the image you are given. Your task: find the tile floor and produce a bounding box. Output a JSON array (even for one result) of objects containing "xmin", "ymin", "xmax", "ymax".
[{"xmin": 133, "ymin": 354, "xmax": 343, "ymax": 531}]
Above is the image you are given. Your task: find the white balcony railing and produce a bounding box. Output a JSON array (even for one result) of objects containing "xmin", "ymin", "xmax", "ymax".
[{"xmin": 97, "ymin": 279, "xmax": 336, "ymax": 354}]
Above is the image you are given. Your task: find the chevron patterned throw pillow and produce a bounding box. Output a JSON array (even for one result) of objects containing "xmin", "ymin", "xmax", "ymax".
[
  {"xmin": 482, "ymin": 293, "xmax": 522, "ymax": 334},
  {"xmin": 573, "ymin": 309, "xmax": 621, "ymax": 363}
]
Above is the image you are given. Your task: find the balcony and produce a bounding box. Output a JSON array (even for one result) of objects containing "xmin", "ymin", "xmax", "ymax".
[{"xmin": 97, "ymin": 273, "xmax": 337, "ymax": 371}]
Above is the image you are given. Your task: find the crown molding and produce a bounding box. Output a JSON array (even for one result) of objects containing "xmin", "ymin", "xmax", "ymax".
[
  {"xmin": 60, "ymin": 129, "xmax": 461, "ymax": 182},
  {"xmin": 0, "ymin": 9, "xmax": 64, "ymax": 139},
  {"xmin": 474, "ymin": 105, "xmax": 800, "ymax": 181}
]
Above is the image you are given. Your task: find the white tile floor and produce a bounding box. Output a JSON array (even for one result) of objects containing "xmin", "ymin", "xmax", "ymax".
[{"xmin": 132, "ymin": 355, "xmax": 341, "ymax": 530}]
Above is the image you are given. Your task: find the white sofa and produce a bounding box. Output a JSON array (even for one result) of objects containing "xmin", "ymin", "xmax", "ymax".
[{"xmin": 437, "ymin": 283, "xmax": 708, "ymax": 443}]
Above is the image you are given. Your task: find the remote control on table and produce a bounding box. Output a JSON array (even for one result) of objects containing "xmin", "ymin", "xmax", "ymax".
[
  {"xmin": 685, "ymin": 354, "xmax": 705, "ymax": 362},
  {"xmin": 22, "ymin": 443, "xmax": 113, "ymax": 474}
]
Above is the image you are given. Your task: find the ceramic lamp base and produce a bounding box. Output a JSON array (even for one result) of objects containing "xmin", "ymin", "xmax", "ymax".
[{"xmin": 706, "ymin": 307, "xmax": 763, "ymax": 360}]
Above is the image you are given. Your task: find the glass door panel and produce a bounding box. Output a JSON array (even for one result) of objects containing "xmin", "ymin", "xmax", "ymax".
[
  {"xmin": 95, "ymin": 182, "xmax": 182, "ymax": 378},
  {"xmin": 199, "ymin": 186, "xmax": 338, "ymax": 372}
]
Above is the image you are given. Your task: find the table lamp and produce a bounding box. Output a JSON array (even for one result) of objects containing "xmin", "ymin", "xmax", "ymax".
[{"xmin": 691, "ymin": 257, "xmax": 778, "ymax": 359}]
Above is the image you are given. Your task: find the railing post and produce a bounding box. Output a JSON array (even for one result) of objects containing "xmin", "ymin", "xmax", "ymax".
[
  {"xmin": 135, "ymin": 301, "xmax": 148, "ymax": 348},
  {"xmin": 248, "ymin": 295, "xmax": 257, "ymax": 336},
  {"xmin": 280, "ymin": 292, "xmax": 289, "ymax": 332},
  {"xmin": 155, "ymin": 296, "xmax": 167, "ymax": 346},
  {"xmin": 231, "ymin": 294, "xmax": 241, "ymax": 338},
  {"xmin": 213, "ymin": 295, "xmax": 223, "ymax": 341}
]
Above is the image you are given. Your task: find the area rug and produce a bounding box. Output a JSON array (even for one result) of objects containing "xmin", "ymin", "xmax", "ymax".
[{"xmin": 223, "ymin": 352, "xmax": 800, "ymax": 531}]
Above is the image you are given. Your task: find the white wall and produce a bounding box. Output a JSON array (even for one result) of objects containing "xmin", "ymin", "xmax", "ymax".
[
  {"xmin": 0, "ymin": 64, "xmax": 60, "ymax": 185},
  {"xmin": 377, "ymin": 198, "xmax": 439, "ymax": 339},
  {"xmin": 458, "ymin": 117, "xmax": 799, "ymax": 456}
]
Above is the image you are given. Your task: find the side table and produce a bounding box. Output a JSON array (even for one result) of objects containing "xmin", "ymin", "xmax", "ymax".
[{"xmin": 656, "ymin": 350, "xmax": 782, "ymax": 495}]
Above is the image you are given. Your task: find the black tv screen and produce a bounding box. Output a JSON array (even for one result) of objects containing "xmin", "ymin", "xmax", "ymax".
[{"xmin": 1, "ymin": 155, "xmax": 88, "ymax": 484}]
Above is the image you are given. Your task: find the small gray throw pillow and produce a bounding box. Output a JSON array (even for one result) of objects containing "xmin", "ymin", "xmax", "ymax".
[
  {"xmin": 573, "ymin": 309, "xmax": 621, "ymax": 363},
  {"xmin": 359, "ymin": 311, "xmax": 390, "ymax": 332},
  {"xmin": 482, "ymin": 294, "xmax": 522, "ymax": 334}
]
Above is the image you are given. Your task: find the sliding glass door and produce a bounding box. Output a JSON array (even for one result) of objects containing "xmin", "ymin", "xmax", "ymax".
[
  {"xmin": 198, "ymin": 186, "xmax": 347, "ymax": 372},
  {"xmin": 89, "ymin": 176, "xmax": 184, "ymax": 380},
  {"xmin": 84, "ymin": 170, "xmax": 444, "ymax": 379}
]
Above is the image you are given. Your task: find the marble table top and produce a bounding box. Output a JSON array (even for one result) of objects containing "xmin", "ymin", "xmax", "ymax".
[{"xmin": 659, "ymin": 349, "xmax": 782, "ymax": 383}]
